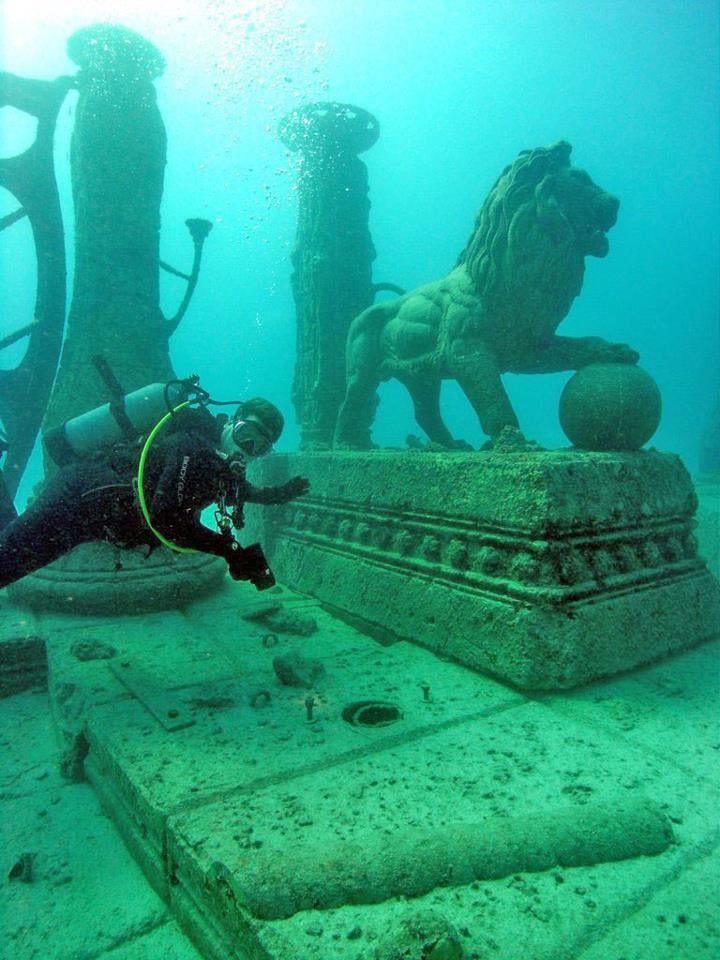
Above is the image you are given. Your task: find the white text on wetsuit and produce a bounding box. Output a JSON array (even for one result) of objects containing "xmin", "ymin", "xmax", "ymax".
[{"xmin": 177, "ymin": 455, "xmax": 191, "ymax": 506}]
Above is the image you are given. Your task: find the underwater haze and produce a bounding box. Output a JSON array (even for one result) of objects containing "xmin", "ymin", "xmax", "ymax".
[
  {"xmin": 1, "ymin": 0, "xmax": 718, "ymax": 501},
  {"xmin": 2, "ymin": 4, "xmax": 720, "ymax": 959}
]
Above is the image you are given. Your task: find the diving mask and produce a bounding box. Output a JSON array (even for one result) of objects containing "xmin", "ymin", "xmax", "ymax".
[{"xmin": 229, "ymin": 417, "xmax": 273, "ymax": 459}]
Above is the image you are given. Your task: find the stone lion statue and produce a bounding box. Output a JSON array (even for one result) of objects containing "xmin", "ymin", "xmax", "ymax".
[{"xmin": 333, "ymin": 140, "xmax": 638, "ymax": 449}]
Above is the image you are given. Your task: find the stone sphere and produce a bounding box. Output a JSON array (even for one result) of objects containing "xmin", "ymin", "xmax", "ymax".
[{"xmin": 559, "ymin": 363, "xmax": 662, "ymax": 451}]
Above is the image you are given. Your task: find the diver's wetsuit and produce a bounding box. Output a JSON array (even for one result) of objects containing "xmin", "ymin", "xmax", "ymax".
[{"xmin": 0, "ymin": 407, "xmax": 300, "ymax": 590}]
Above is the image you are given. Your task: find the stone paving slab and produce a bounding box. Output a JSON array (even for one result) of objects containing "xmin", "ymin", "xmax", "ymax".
[
  {"xmin": 99, "ymin": 921, "xmax": 203, "ymax": 960},
  {"xmin": 577, "ymin": 844, "xmax": 720, "ymax": 960},
  {"xmin": 40, "ymin": 583, "xmax": 349, "ymax": 748},
  {"xmin": 37, "ymin": 605, "xmax": 250, "ymax": 763},
  {"xmin": 1, "ymin": 686, "xmax": 59, "ymax": 799},
  {"xmin": 165, "ymin": 694, "xmax": 717, "ymax": 955},
  {"xmin": 40, "ymin": 608, "xmax": 241, "ymax": 693},
  {"xmin": 32, "ymin": 579, "xmax": 720, "ymax": 960},
  {"xmin": 82, "ymin": 632, "xmax": 522, "ymax": 857},
  {"xmin": 182, "ymin": 580, "xmax": 371, "ymax": 666},
  {"xmin": 538, "ymin": 639, "xmax": 720, "ymax": 784},
  {"xmin": 0, "ymin": 691, "xmax": 177, "ymax": 960}
]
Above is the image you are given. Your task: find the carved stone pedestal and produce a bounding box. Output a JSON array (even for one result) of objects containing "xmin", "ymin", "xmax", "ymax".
[
  {"xmin": 246, "ymin": 449, "xmax": 720, "ymax": 689},
  {"xmin": 8, "ymin": 542, "xmax": 225, "ymax": 614}
]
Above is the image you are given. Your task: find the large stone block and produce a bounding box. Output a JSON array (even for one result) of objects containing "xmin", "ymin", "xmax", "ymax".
[{"xmin": 245, "ymin": 450, "xmax": 720, "ymax": 689}]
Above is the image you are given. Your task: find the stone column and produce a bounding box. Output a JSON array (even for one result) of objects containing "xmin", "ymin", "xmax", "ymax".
[
  {"xmin": 44, "ymin": 24, "xmax": 173, "ymax": 433},
  {"xmin": 9, "ymin": 25, "xmax": 224, "ymax": 613},
  {"xmin": 279, "ymin": 102, "xmax": 380, "ymax": 449}
]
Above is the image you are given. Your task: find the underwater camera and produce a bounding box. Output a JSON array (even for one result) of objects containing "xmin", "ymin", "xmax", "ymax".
[{"xmin": 235, "ymin": 542, "xmax": 276, "ymax": 591}]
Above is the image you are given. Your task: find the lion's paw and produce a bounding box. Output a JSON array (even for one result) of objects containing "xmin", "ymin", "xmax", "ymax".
[
  {"xmin": 448, "ymin": 439, "xmax": 474, "ymax": 451},
  {"xmin": 605, "ymin": 342, "xmax": 640, "ymax": 364},
  {"xmin": 583, "ymin": 338, "xmax": 639, "ymax": 365},
  {"xmin": 406, "ymin": 435, "xmax": 474, "ymax": 453}
]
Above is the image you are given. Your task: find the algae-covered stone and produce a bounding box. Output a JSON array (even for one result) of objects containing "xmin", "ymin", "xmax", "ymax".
[
  {"xmin": 560, "ymin": 363, "xmax": 662, "ymax": 450},
  {"xmin": 374, "ymin": 910, "xmax": 465, "ymax": 960},
  {"xmin": 67, "ymin": 24, "xmax": 165, "ymax": 82},
  {"xmin": 280, "ymin": 101, "xmax": 380, "ymax": 449},
  {"xmin": 246, "ymin": 449, "xmax": 719, "ymax": 689},
  {"xmin": 272, "ymin": 650, "xmax": 325, "ymax": 688}
]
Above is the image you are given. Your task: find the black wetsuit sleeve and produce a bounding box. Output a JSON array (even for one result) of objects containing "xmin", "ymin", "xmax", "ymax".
[{"xmin": 157, "ymin": 512, "xmax": 234, "ymax": 558}]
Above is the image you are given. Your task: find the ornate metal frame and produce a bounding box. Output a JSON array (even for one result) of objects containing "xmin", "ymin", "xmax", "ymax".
[{"xmin": 0, "ymin": 72, "xmax": 72, "ymax": 496}]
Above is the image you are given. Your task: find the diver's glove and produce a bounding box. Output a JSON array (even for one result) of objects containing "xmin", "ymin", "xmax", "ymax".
[
  {"xmin": 227, "ymin": 541, "xmax": 276, "ymax": 591},
  {"xmin": 278, "ymin": 476, "xmax": 310, "ymax": 502}
]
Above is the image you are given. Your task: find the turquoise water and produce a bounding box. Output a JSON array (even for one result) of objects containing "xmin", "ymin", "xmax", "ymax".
[
  {"xmin": 1, "ymin": 0, "xmax": 718, "ymax": 506},
  {"xmin": 0, "ymin": 5, "xmax": 719, "ymax": 960}
]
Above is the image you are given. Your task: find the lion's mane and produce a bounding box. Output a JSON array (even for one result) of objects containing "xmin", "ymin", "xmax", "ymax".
[{"xmin": 455, "ymin": 140, "xmax": 588, "ymax": 331}]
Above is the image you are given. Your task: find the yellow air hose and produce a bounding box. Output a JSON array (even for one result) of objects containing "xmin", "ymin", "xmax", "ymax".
[{"xmin": 136, "ymin": 400, "xmax": 200, "ymax": 554}]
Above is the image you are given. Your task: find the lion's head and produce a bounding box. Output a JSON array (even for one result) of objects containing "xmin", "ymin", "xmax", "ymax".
[{"xmin": 457, "ymin": 141, "xmax": 619, "ymax": 331}]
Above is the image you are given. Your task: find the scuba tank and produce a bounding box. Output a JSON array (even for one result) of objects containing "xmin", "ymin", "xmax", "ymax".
[{"xmin": 44, "ymin": 356, "xmax": 190, "ymax": 466}]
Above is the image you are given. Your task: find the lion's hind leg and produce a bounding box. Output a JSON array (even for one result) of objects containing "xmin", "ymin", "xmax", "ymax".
[
  {"xmin": 404, "ymin": 376, "xmax": 470, "ymax": 450},
  {"xmin": 334, "ymin": 369, "xmax": 381, "ymax": 449}
]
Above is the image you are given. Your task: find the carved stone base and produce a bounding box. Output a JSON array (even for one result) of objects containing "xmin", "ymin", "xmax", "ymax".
[
  {"xmin": 695, "ymin": 473, "xmax": 719, "ymax": 581},
  {"xmin": 245, "ymin": 450, "xmax": 720, "ymax": 689},
  {"xmin": 8, "ymin": 541, "xmax": 226, "ymax": 614}
]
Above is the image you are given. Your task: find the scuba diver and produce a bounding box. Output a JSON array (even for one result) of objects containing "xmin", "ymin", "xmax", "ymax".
[{"xmin": 0, "ymin": 378, "xmax": 309, "ymax": 592}]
